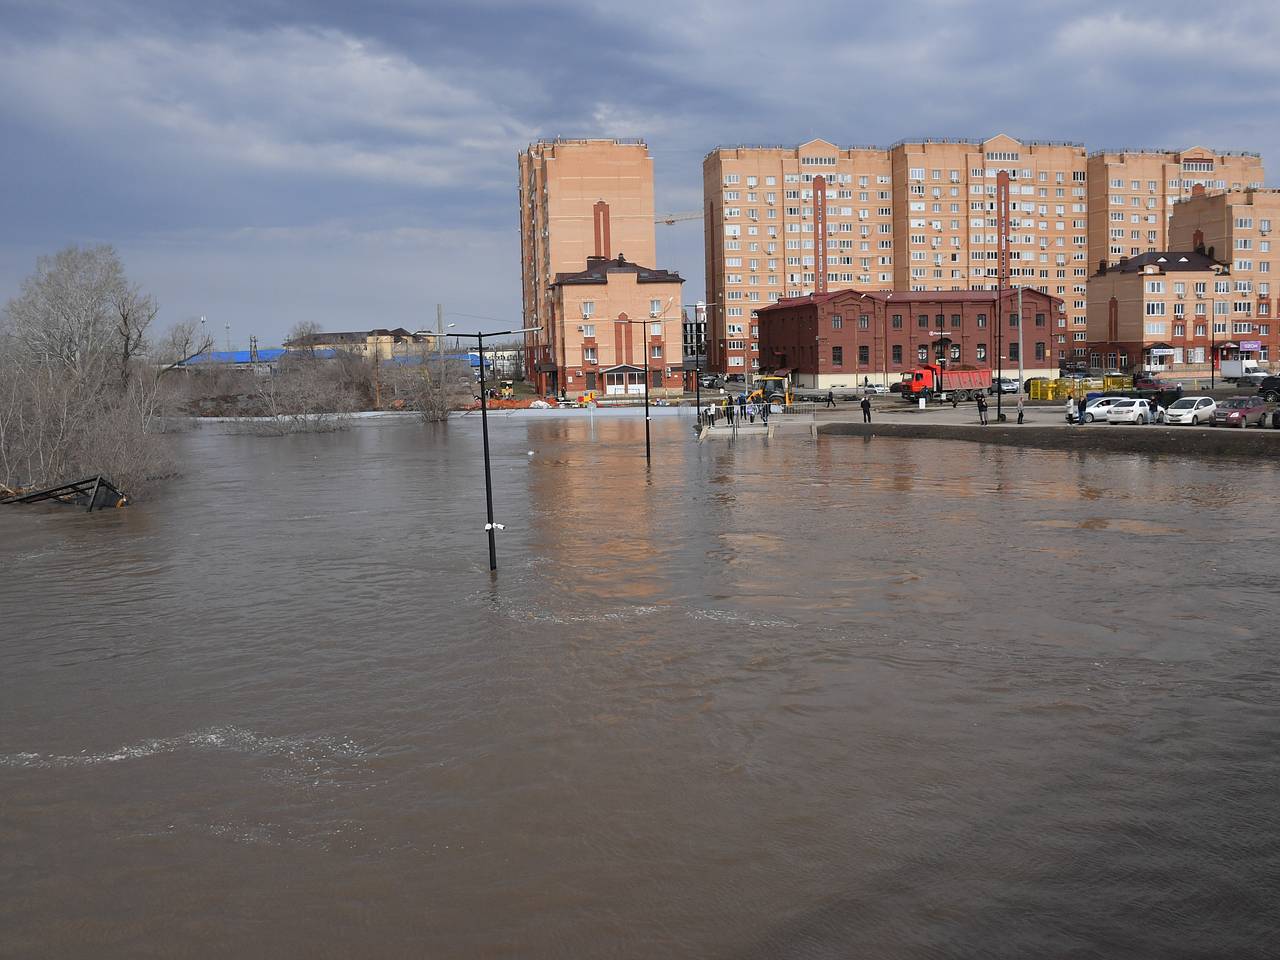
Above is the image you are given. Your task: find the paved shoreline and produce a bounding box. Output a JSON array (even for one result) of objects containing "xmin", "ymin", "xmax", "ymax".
[{"xmin": 817, "ymin": 416, "xmax": 1280, "ymax": 456}]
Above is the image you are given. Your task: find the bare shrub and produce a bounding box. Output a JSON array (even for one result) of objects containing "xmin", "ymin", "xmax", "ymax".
[{"xmin": 381, "ymin": 349, "xmax": 472, "ymax": 421}]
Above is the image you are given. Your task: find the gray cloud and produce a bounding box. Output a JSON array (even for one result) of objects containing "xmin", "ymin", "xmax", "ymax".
[{"xmin": 1, "ymin": 0, "xmax": 1278, "ymax": 345}]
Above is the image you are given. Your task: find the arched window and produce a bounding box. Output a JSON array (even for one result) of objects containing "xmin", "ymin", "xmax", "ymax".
[
  {"xmin": 917, "ymin": 345, "xmax": 928, "ymax": 362},
  {"xmin": 976, "ymin": 343, "xmax": 988, "ymax": 361}
]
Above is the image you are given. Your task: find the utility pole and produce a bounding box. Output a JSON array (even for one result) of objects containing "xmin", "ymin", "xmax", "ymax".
[
  {"xmin": 1017, "ymin": 285, "xmax": 1025, "ymax": 392},
  {"xmin": 437, "ymin": 303, "xmax": 445, "ymax": 362},
  {"xmin": 225, "ymin": 321, "xmax": 231, "ymax": 354}
]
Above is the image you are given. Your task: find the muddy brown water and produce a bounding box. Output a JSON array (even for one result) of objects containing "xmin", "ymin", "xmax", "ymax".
[{"xmin": 2, "ymin": 415, "xmax": 1278, "ymax": 958}]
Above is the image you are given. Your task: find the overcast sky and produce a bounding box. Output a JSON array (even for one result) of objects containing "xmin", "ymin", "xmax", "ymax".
[{"xmin": 2, "ymin": 0, "xmax": 1278, "ymax": 346}]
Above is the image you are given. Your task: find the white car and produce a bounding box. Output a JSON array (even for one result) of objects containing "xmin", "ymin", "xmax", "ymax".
[
  {"xmin": 1079, "ymin": 396, "xmax": 1125, "ymax": 423},
  {"xmin": 1105, "ymin": 398, "xmax": 1157, "ymax": 424},
  {"xmin": 861, "ymin": 383, "xmax": 890, "ymax": 395},
  {"xmin": 1164, "ymin": 396, "xmax": 1216, "ymax": 425}
]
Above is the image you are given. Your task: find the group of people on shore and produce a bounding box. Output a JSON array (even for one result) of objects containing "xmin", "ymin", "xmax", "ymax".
[{"xmin": 702, "ymin": 394, "xmax": 770, "ymax": 428}]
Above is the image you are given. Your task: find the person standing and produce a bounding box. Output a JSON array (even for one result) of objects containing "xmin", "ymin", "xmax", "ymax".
[
  {"xmin": 1066, "ymin": 395, "xmax": 1077, "ymax": 424},
  {"xmin": 826, "ymin": 389, "xmax": 836, "ymax": 408},
  {"xmin": 747, "ymin": 402, "xmax": 757, "ymax": 424},
  {"xmin": 861, "ymin": 395, "xmax": 872, "ymax": 423},
  {"xmin": 1016, "ymin": 395, "xmax": 1024, "ymax": 425},
  {"xmin": 725, "ymin": 399, "xmax": 734, "ymax": 426},
  {"xmin": 977, "ymin": 394, "xmax": 988, "ymax": 425},
  {"xmin": 760, "ymin": 401, "xmax": 770, "ymax": 426}
]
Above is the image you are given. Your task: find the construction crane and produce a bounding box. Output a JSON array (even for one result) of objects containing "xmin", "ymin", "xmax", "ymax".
[{"xmin": 656, "ymin": 211, "xmax": 700, "ymax": 226}]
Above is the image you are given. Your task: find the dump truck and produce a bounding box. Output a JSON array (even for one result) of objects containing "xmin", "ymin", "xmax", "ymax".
[{"xmin": 898, "ymin": 363, "xmax": 993, "ymax": 401}]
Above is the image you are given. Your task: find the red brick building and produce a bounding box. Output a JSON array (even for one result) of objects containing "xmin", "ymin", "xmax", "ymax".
[{"xmin": 755, "ymin": 288, "xmax": 1065, "ymax": 388}]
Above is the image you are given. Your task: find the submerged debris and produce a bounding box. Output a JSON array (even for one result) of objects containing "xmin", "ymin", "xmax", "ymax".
[{"xmin": 0, "ymin": 475, "xmax": 129, "ymax": 512}]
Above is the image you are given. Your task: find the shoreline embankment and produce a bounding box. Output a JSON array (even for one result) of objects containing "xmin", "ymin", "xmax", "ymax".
[{"xmin": 818, "ymin": 420, "xmax": 1280, "ymax": 457}]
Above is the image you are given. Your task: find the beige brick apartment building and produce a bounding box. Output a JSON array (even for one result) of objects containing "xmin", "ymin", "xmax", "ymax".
[
  {"xmin": 1168, "ymin": 186, "xmax": 1280, "ymax": 369},
  {"xmin": 1087, "ymin": 148, "xmax": 1264, "ymax": 270},
  {"xmin": 703, "ymin": 135, "xmax": 1091, "ymax": 374},
  {"xmin": 518, "ymin": 138, "xmax": 684, "ymax": 397}
]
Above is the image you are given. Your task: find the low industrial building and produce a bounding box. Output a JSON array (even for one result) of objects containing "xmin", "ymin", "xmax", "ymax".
[
  {"xmin": 755, "ymin": 287, "xmax": 1065, "ymax": 388},
  {"xmin": 283, "ymin": 327, "xmax": 434, "ymax": 360}
]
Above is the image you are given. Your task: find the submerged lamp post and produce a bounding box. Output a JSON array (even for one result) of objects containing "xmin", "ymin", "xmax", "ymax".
[{"xmin": 451, "ymin": 326, "xmax": 540, "ymax": 572}]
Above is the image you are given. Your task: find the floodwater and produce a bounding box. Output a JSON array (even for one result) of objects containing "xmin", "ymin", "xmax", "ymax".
[{"xmin": 2, "ymin": 413, "xmax": 1278, "ymax": 959}]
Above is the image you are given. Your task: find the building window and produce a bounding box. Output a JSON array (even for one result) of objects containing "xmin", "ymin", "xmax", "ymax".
[
  {"xmin": 650, "ymin": 322, "xmax": 662, "ymax": 336},
  {"xmin": 651, "ymin": 370, "xmax": 662, "ymax": 387},
  {"xmin": 650, "ymin": 299, "xmax": 663, "ymax": 316},
  {"xmin": 831, "ymin": 345, "xmax": 843, "ymax": 366},
  {"xmin": 831, "ymin": 315, "xmax": 843, "ymax": 329},
  {"xmin": 651, "ymin": 345, "xmax": 662, "ymax": 358},
  {"xmin": 1035, "ymin": 342, "xmax": 1046, "ymax": 361},
  {"xmin": 918, "ymin": 314, "xmax": 929, "ymax": 329},
  {"xmin": 1035, "ymin": 312, "xmax": 1046, "ymax": 327},
  {"xmin": 892, "ymin": 314, "xmax": 903, "ymax": 329},
  {"xmin": 580, "ymin": 301, "xmax": 595, "ymax": 318},
  {"xmin": 583, "ymin": 347, "xmax": 597, "ymax": 363},
  {"xmin": 892, "ymin": 344, "xmax": 903, "ymax": 364},
  {"xmin": 581, "ymin": 323, "xmax": 595, "ymax": 337},
  {"xmin": 951, "ymin": 314, "xmax": 961, "ymax": 328},
  {"xmin": 858, "ymin": 345, "xmax": 869, "ymax": 365},
  {"xmin": 976, "ymin": 343, "xmax": 987, "ymax": 361},
  {"xmin": 949, "ymin": 344, "xmax": 960, "ymax": 361},
  {"xmin": 1009, "ymin": 342, "xmax": 1020, "ymax": 360},
  {"xmin": 917, "ymin": 345, "xmax": 928, "ymax": 362},
  {"xmin": 976, "ymin": 313, "xmax": 988, "ymax": 327}
]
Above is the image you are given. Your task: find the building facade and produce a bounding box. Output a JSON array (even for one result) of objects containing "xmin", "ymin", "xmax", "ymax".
[
  {"xmin": 1085, "ymin": 251, "xmax": 1231, "ymax": 374},
  {"xmin": 548, "ymin": 253, "xmax": 683, "ymax": 397},
  {"xmin": 283, "ymin": 328, "xmax": 433, "ymax": 360},
  {"xmin": 1087, "ymin": 148, "xmax": 1264, "ymax": 271},
  {"xmin": 703, "ymin": 135, "xmax": 1091, "ymax": 375},
  {"xmin": 756, "ymin": 288, "xmax": 1064, "ymax": 388},
  {"xmin": 518, "ymin": 139, "xmax": 658, "ymax": 392},
  {"xmin": 1167, "ymin": 187, "xmax": 1280, "ymax": 371}
]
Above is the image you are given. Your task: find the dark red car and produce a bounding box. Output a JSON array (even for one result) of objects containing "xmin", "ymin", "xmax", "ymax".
[{"xmin": 1213, "ymin": 395, "xmax": 1268, "ymax": 427}]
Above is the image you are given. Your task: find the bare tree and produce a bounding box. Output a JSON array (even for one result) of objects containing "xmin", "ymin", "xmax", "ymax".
[
  {"xmin": 382, "ymin": 347, "xmax": 470, "ymax": 421},
  {"xmin": 0, "ymin": 246, "xmax": 171, "ymax": 492}
]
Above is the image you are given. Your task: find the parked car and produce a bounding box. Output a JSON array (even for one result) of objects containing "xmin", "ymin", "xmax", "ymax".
[
  {"xmin": 1105, "ymin": 398, "xmax": 1156, "ymax": 424},
  {"xmin": 698, "ymin": 374, "xmax": 722, "ymax": 389},
  {"xmin": 1257, "ymin": 375, "xmax": 1280, "ymax": 403},
  {"xmin": 1164, "ymin": 396, "xmax": 1217, "ymax": 425},
  {"xmin": 991, "ymin": 377, "xmax": 1020, "ymax": 394},
  {"xmin": 1214, "ymin": 395, "xmax": 1268, "ymax": 427},
  {"xmin": 1079, "ymin": 396, "xmax": 1126, "ymax": 423},
  {"xmin": 861, "ymin": 383, "xmax": 890, "ymax": 395},
  {"xmin": 1133, "ymin": 374, "xmax": 1164, "ymax": 391}
]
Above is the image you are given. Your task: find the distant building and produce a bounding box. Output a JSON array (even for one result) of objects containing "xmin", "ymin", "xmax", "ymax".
[
  {"xmin": 518, "ymin": 139, "xmax": 658, "ymax": 393},
  {"xmin": 756, "ymin": 287, "xmax": 1063, "ymax": 389},
  {"xmin": 1086, "ymin": 251, "xmax": 1229, "ymax": 374},
  {"xmin": 283, "ymin": 328, "xmax": 433, "ymax": 360}
]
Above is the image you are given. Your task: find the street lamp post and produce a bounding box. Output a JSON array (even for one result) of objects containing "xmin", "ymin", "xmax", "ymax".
[
  {"xmin": 1210, "ymin": 300, "xmax": 1217, "ymax": 391},
  {"xmin": 450, "ymin": 326, "xmax": 540, "ymax": 572}
]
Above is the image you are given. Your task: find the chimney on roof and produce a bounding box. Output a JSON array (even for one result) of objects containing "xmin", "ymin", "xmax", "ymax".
[
  {"xmin": 593, "ymin": 200, "xmax": 611, "ymax": 259},
  {"xmin": 1193, "ymin": 229, "xmax": 1205, "ymax": 255}
]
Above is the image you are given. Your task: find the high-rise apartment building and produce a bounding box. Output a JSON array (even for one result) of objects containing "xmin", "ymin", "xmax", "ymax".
[
  {"xmin": 703, "ymin": 135, "xmax": 1091, "ymax": 374},
  {"xmin": 519, "ymin": 138, "xmax": 678, "ymax": 396},
  {"xmin": 1168, "ymin": 186, "xmax": 1280, "ymax": 366},
  {"xmin": 1086, "ymin": 147, "xmax": 1264, "ymax": 271}
]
